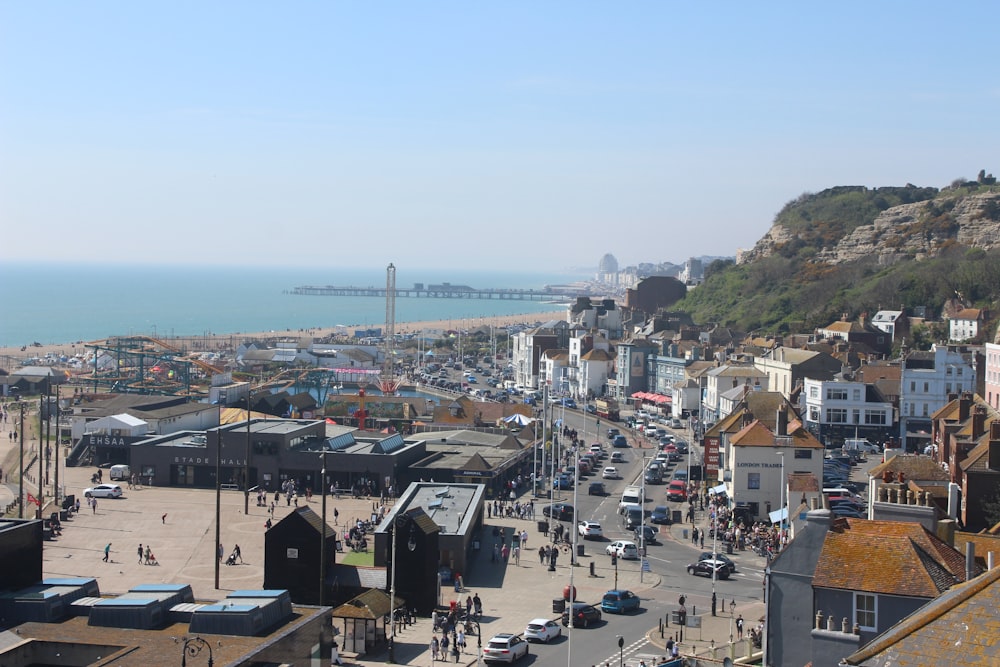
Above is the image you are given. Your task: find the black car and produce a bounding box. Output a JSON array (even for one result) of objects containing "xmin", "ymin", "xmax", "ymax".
[
  {"xmin": 633, "ymin": 525, "xmax": 659, "ymax": 545},
  {"xmin": 561, "ymin": 602, "xmax": 602, "ymax": 627},
  {"xmin": 698, "ymin": 551, "xmax": 736, "ymax": 574},
  {"xmin": 542, "ymin": 503, "xmax": 576, "ymax": 522},
  {"xmin": 588, "ymin": 482, "xmax": 607, "ymax": 496},
  {"xmin": 643, "ymin": 469, "xmax": 663, "ymax": 484},
  {"xmin": 649, "ymin": 506, "xmax": 672, "ymax": 525},
  {"xmin": 687, "ymin": 559, "xmax": 730, "ymax": 580}
]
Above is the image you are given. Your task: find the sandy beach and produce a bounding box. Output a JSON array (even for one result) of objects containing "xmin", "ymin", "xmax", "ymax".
[{"xmin": 0, "ymin": 310, "xmax": 565, "ymax": 366}]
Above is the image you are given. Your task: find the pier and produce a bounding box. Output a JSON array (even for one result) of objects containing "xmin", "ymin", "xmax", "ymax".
[{"xmin": 289, "ymin": 282, "xmax": 588, "ymax": 301}]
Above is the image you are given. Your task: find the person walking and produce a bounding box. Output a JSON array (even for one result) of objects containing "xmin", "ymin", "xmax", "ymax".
[
  {"xmin": 92, "ymin": 498, "xmax": 97, "ymax": 514},
  {"xmin": 513, "ymin": 545, "xmax": 520, "ymax": 565},
  {"xmin": 218, "ymin": 543, "xmax": 224, "ymax": 563},
  {"xmin": 144, "ymin": 545, "xmax": 152, "ymax": 565},
  {"xmin": 456, "ymin": 628, "xmax": 466, "ymax": 654},
  {"xmin": 137, "ymin": 544, "xmax": 143, "ymax": 563},
  {"xmin": 233, "ymin": 544, "xmax": 243, "ymax": 563},
  {"xmin": 539, "ymin": 545, "xmax": 546, "ymax": 564},
  {"xmin": 103, "ymin": 543, "xmax": 111, "ymax": 562},
  {"xmin": 431, "ymin": 636, "xmax": 440, "ymax": 661},
  {"xmin": 736, "ymin": 614, "xmax": 744, "ymax": 640}
]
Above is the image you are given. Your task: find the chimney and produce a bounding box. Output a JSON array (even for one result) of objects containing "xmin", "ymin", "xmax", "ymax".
[
  {"xmin": 936, "ymin": 518, "xmax": 956, "ymax": 547},
  {"xmin": 958, "ymin": 393, "xmax": 973, "ymax": 421},
  {"xmin": 776, "ymin": 408, "xmax": 788, "ymax": 437},
  {"xmin": 966, "ymin": 541, "xmax": 976, "ymax": 581},
  {"xmin": 972, "ymin": 406, "xmax": 987, "ymax": 439}
]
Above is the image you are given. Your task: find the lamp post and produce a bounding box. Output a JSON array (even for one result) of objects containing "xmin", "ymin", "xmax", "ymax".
[
  {"xmin": 640, "ymin": 454, "xmax": 649, "ymax": 583},
  {"xmin": 180, "ymin": 636, "xmax": 214, "ymax": 667},
  {"xmin": 18, "ymin": 403, "xmax": 25, "ymax": 518},
  {"xmin": 320, "ymin": 450, "xmax": 329, "ymax": 608},
  {"xmin": 244, "ymin": 396, "xmax": 251, "ymax": 514},
  {"xmin": 388, "ymin": 511, "xmax": 417, "ymax": 663},
  {"xmin": 475, "ymin": 619, "xmax": 483, "ymax": 667},
  {"xmin": 214, "ymin": 428, "xmax": 221, "ymax": 589},
  {"xmin": 777, "ymin": 450, "xmax": 785, "ymax": 534}
]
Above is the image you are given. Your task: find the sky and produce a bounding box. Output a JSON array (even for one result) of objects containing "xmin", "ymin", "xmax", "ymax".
[{"xmin": 2, "ymin": 2, "xmax": 998, "ymax": 272}]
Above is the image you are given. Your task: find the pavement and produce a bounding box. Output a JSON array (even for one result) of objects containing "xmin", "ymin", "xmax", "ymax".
[{"xmin": 0, "ymin": 406, "xmax": 763, "ymax": 666}]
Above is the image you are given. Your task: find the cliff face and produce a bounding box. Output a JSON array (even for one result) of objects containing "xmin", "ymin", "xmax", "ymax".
[{"xmin": 743, "ymin": 191, "xmax": 1000, "ymax": 266}]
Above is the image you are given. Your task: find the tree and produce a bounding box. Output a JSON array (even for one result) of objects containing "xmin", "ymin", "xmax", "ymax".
[{"xmin": 981, "ymin": 485, "xmax": 1000, "ymax": 530}]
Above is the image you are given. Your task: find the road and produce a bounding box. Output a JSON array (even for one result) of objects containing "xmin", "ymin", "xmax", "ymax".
[{"xmin": 526, "ymin": 405, "xmax": 766, "ymax": 665}]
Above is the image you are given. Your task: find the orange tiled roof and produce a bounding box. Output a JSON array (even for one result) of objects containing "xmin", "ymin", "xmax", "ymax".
[
  {"xmin": 868, "ymin": 455, "xmax": 950, "ymax": 481},
  {"xmin": 813, "ymin": 519, "xmax": 974, "ymax": 597}
]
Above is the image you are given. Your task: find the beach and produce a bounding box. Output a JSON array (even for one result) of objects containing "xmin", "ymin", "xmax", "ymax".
[{"xmin": 0, "ymin": 310, "xmax": 565, "ymax": 366}]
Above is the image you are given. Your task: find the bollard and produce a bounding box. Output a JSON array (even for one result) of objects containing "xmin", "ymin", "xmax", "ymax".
[{"xmin": 589, "ymin": 561, "xmax": 595, "ymax": 577}]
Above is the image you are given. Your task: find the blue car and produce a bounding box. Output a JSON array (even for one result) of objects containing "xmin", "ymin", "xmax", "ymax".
[
  {"xmin": 601, "ymin": 589, "xmax": 640, "ymax": 614},
  {"xmin": 553, "ymin": 475, "xmax": 574, "ymax": 490}
]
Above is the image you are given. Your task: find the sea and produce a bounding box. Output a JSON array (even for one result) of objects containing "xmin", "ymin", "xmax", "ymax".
[{"xmin": 0, "ymin": 262, "xmax": 590, "ymax": 348}]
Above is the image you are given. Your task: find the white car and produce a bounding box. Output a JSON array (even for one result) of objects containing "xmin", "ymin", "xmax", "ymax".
[
  {"xmin": 524, "ymin": 618, "xmax": 562, "ymax": 643},
  {"xmin": 602, "ymin": 466, "xmax": 620, "ymax": 479},
  {"xmin": 606, "ymin": 540, "xmax": 639, "ymax": 560},
  {"xmin": 83, "ymin": 484, "xmax": 123, "ymax": 499},
  {"xmin": 483, "ymin": 633, "xmax": 529, "ymax": 662},
  {"xmin": 578, "ymin": 521, "xmax": 603, "ymax": 539}
]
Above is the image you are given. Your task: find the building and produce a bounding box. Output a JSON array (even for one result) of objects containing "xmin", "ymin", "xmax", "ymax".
[
  {"xmin": 511, "ymin": 321, "xmax": 569, "ymax": 390},
  {"xmin": 723, "ymin": 414, "xmax": 825, "ymax": 522},
  {"xmin": 753, "ymin": 346, "xmax": 843, "ymax": 400},
  {"xmin": 948, "ymin": 307, "xmax": 985, "ymax": 342},
  {"xmin": 801, "ymin": 377, "xmax": 895, "ymax": 447},
  {"xmin": 899, "ymin": 344, "xmax": 976, "ymax": 451},
  {"xmin": 566, "ymin": 297, "xmax": 623, "ymax": 340},
  {"xmin": 702, "ymin": 364, "xmax": 769, "ymax": 424},
  {"xmin": 985, "ymin": 335, "xmax": 1000, "ymax": 411},
  {"xmin": 613, "ymin": 338, "xmax": 658, "ymax": 403}
]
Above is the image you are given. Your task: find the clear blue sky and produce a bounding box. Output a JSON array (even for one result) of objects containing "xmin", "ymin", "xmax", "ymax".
[{"xmin": 2, "ymin": 2, "xmax": 998, "ymax": 271}]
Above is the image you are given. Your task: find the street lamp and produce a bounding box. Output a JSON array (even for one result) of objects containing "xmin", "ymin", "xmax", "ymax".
[
  {"xmin": 387, "ymin": 512, "xmax": 417, "ymax": 663},
  {"xmin": 475, "ymin": 619, "xmax": 483, "ymax": 667},
  {"xmin": 244, "ymin": 396, "xmax": 251, "ymax": 515},
  {"xmin": 777, "ymin": 451, "xmax": 785, "ymax": 534},
  {"xmin": 180, "ymin": 636, "xmax": 214, "ymax": 667}
]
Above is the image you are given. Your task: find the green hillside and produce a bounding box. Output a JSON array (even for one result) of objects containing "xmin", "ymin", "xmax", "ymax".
[{"xmin": 674, "ymin": 182, "xmax": 1000, "ymax": 341}]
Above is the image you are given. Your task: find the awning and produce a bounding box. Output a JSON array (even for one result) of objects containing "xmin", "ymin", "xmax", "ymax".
[
  {"xmin": 630, "ymin": 391, "xmax": 648, "ymax": 399},
  {"xmin": 709, "ymin": 483, "xmax": 727, "ymax": 495},
  {"xmin": 768, "ymin": 507, "xmax": 788, "ymax": 524},
  {"xmin": 651, "ymin": 394, "xmax": 671, "ymax": 404}
]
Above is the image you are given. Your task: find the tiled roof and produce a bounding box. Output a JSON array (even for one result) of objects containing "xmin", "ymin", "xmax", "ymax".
[
  {"xmin": 730, "ymin": 420, "xmax": 775, "ymax": 446},
  {"xmin": 951, "ymin": 308, "xmax": 982, "ymax": 320},
  {"xmin": 703, "ymin": 410, "xmax": 744, "ymax": 437},
  {"xmin": 821, "ymin": 320, "xmax": 866, "ymax": 333},
  {"xmin": 868, "ymin": 455, "xmax": 950, "ymax": 482},
  {"xmin": 813, "ymin": 520, "xmax": 975, "ymax": 598},
  {"xmin": 843, "ymin": 562, "xmax": 1000, "ymax": 666}
]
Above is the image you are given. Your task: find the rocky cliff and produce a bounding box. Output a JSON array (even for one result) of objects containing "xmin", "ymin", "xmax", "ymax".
[{"xmin": 742, "ymin": 190, "xmax": 1000, "ymax": 267}]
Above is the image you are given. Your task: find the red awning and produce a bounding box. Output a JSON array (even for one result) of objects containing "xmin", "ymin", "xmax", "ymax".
[
  {"xmin": 630, "ymin": 392, "xmax": 647, "ymax": 399},
  {"xmin": 652, "ymin": 394, "xmax": 671, "ymax": 404}
]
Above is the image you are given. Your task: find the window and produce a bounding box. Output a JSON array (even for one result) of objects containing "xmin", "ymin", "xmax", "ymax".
[
  {"xmin": 853, "ymin": 389, "xmax": 861, "ymax": 401},
  {"xmin": 794, "ymin": 449, "xmax": 812, "ymax": 459},
  {"xmin": 922, "ymin": 403, "xmax": 929, "ymax": 417},
  {"xmin": 946, "ymin": 366, "xmax": 953, "ymax": 375},
  {"xmin": 809, "ymin": 407, "xmax": 820, "ymax": 421},
  {"xmin": 827, "ymin": 388, "xmax": 848, "ymax": 401},
  {"xmin": 747, "ymin": 472, "xmax": 760, "ymax": 489},
  {"xmin": 923, "ymin": 382, "xmax": 929, "ymax": 393},
  {"xmin": 828, "ymin": 408, "xmax": 847, "ymax": 423},
  {"xmin": 910, "ymin": 381, "xmax": 915, "ymax": 392},
  {"xmin": 957, "ymin": 367, "xmax": 964, "ymax": 376},
  {"xmin": 855, "ymin": 593, "xmax": 877, "ymax": 631},
  {"xmin": 864, "ymin": 410, "xmax": 887, "ymax": 425},
  {"xmin": 809, "ymin": 386, "xmax": 818, "ymax": 398}
]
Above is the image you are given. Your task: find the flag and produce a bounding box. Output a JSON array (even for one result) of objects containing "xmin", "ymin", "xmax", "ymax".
[{"xmin": 26, "ymin": 492, "xmax": 40, "ymax": 506}]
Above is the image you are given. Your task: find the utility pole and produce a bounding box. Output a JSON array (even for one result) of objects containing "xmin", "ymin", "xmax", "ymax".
[{"xmin": 18, "ymin": 404, "xmax": 25, "ymax": 518}]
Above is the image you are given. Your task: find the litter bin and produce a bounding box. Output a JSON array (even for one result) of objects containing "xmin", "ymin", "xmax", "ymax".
[
  {"xmin": 552, "ymin": 598, "xmax": 566, "ymax": 613},
  {"xmin": 538, "ymin": 520, "xmax": 549, "ymax": 534},
  {"xmin": 576, "ymin": 544, "xmax": 584, "ymax": 557},
  {"xmin": 726, "ymin": 542, "xmax": 734, "ymax": 555},
  {"xmin": 682, "ymin": 529, "xmax": 689, "ymax": 540},
  {"xmin": 672, "ymin": 510, "xmax": 682, "ymax": 524}
]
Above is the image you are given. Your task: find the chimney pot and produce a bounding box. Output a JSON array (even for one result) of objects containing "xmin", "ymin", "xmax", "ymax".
[
  {"xmin": 843, "ymin": 617, "xmax": 850, "ymax": 633},
  {"xmin": 816, "ymin": 610, "xmax": 824, "ymax": 630},
  {"xmin": 827, "ymin": 615, "xmax": 835, "ymax": 631}
]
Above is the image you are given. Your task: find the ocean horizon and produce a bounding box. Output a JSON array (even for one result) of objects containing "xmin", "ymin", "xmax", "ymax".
[{"xmin": 0, "ymin": 262, "xmax": 590, "ymax": 347}]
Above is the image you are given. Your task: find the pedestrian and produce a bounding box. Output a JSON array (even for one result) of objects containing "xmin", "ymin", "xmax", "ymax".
[
  {"xmin": 513, "ymin": 545, "xmax": 520, "ymax": 565},
  {"xmin": 333, "ymin": 507, "xmax": 339, "ymax": 524},
  {"xmin": 473, "ymin": 593, "xmax": 482, "ymax": 618},
  {"xmin": 501, "ymin": 544, "xmax": 509, "ymax": 561},
  {"xmin": 218, "ymin": 543, "xmax": 224, "ymax": 563},
  {"xmin": 440, "ymin": 632, "xmax": 449, "ymax": 654},
  {"xmin": 144, "ymin": 545, "xmax": 151, "ymax": 565},
  {"xmin": 137, "ymin": 544, "xmax": 143, "ymax": 563},
  {"xmin": 161, "ymin": 513, "xmax": 167, "ymax": 524},
  {"xmin": 539, "ymin": 545, "xmax": 546, "ymax": 564},
  {"xmin": 431, "ymin": 636, "xmax": 440, "ymax": 661},
  {"xmin": 736, "ymin": 614, "xmax": 744, "ymax": 639},
  {"xmin": 465, "ymin": 595, "xmax": 473, "ymax": 617},
  {"xmin": 493, "ymin": 543, "xmax": 499, "ymax": 562},
  {"xmin": 457, "ymin": 627, "xmax": 466, "ymax": 653},
  {"xmin": 700, "ymin": 533, "xmax": 705, "ymax": 549},
  {"xmin": 451, "ymin": 641, "xmax": 460, "ymax": 662},
  {"xmin": 103, "ymin": 543, "xmax": 111, "ymax": 562},
  {"xmin": 520, "ymin": 529, "xmax": 528, "ymax": 547},
  {"xmin": 92, "ymin": 498, "xmax": 97, "ymax": 514},
  {"xmin": 233, "ymin": 544, "xmax": 242, "ymax": 563},
  {"xmin": 331, "ymin": 639, "xmax": 344, "ymax": 665}
]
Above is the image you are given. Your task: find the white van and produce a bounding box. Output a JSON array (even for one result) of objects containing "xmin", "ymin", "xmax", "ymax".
[
  {"xmin": 844, "ymin": 438, "xmax": 880, "ymax": 454},
  {"xmin": 109, "ymin": 464, "xmax": 131, "ymax": 481},
  {"xmin": 619, "ymin": 485, "xmax": 644, "ymax": 512}
]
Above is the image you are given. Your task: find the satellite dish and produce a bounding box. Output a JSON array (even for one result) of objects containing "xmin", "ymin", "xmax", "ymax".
[{"xmin": 723, "ymin": 658, "xmax": 735, "ymax": 667}]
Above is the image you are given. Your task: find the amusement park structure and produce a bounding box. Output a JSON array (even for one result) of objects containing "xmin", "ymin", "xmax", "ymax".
[{"xmin": 82, "ymin": 336, "xmax": 224, "ymax": 396}]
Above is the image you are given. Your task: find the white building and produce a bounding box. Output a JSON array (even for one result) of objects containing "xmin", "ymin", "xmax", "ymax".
[
  {"xmin": 702, "ymin": 364, "xmax": 769, "ymax": 424},
  {"xmin": 949, "ymin": 308, "xmax": 984, "ymax": 342},
  {"xmin": 801, "ymin": 377, "xmax": 895, "ymax": 447},
  {"xmin": 723, "ymin": 416, "xmax": 825, "ymax": 523},
  {"xmin": 899, "ymin": 344, "xmax": 976, "ymax": 450},
  {"xmin": 986, "ymin": 339, "xmax": 1000, "ymax": 411}
]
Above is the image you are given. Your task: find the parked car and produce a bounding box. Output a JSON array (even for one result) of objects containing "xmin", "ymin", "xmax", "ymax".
[
  {"xmin": 601, "ymin": 589, "xmax": 641, "ymax": 614},
  {"xmin": 578, "ymin": 521, "xmax": 603, "ymax": 539},
  {"xmin": 606, "ymin": 540, "xmax": 639, "ymax": 560},
  {"xmin": 649, "ymin": 506, "xmax": 672, "ymax": 525},
  {"xmin": 482, "ymin": 633, "xmax": 529, "ymax": 662},
  {"xmin": 542, "ymin": 503, "xmax": 576, "ymax": 521},
  {"xmin": 524, "ymin": 618, "xmax": 561, "ymax": 643},
  {"xmin": 83, "ymin": 484, "xmax": 123, "ymax": 499},
  {"xmin": 633, "ymin": 525, "xmax": 659, "ymax": 545},
  {"xmin": 687, "ymin": 559, "xmax": 730, "ymax": 580},
  {"xmin": 698, "ymin": 552, "xmax": 736, "ymax": 575},
  {"xmin": 561, "ymin": 602, "xmax": 602, "ymax": 627}
]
